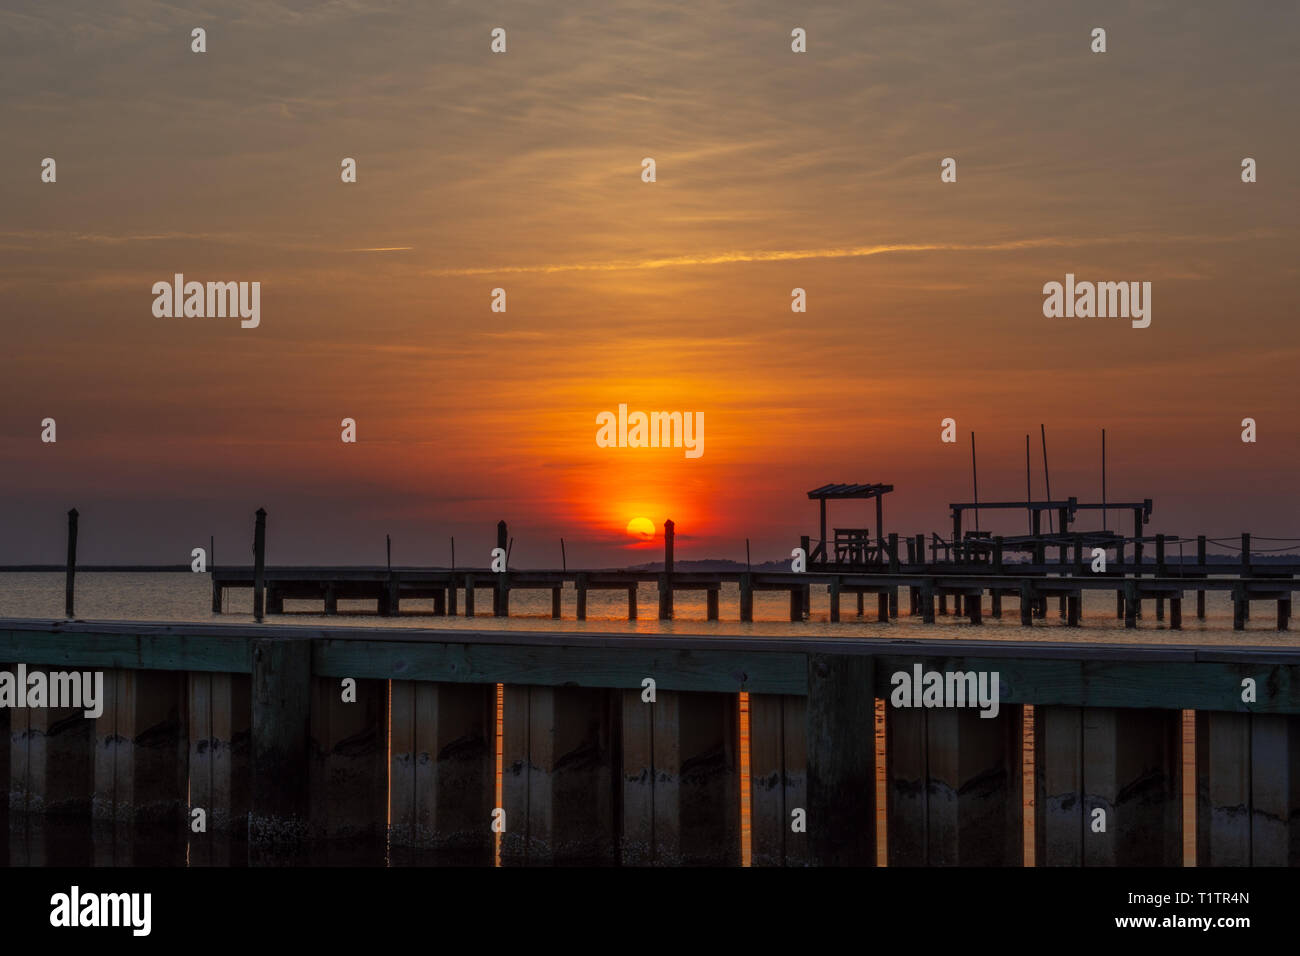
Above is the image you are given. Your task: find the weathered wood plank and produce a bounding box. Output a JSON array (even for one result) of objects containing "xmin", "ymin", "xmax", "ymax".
[
  {"xmin": 502, "ymin": 685, "xmax": 619, "ymax": 865},
  {"xmin": 9, "ymin": 693, "xmax": 93, "ymax": 816},
  {"xmin": 93, "ymin": 669, "xmax": 187, "ymax": 824},
  {"xmin": 308, "ymin": 675, "xmax": 387, "ymax": 840},
  {"xmin": 316, "ymin": 641, "xmax": 806, "ymax": 697},
  {"xmin": 874, "ymin": 656, "xmax": 1300, "ymax": 715},
  {"xmin": 621, "ymin": 689, "xmax": 740, "ymax": 866},
  {"xmin": 1035, "ymin": 706, "xmax": 1181, "ymax": 866},
  {"xmin": 0, "ymin": 629, "xmax": 252, "ymax": 674},
  {"xmin": 187, "ymin": 672, "xmax": 250, "ymax": 834},
  {"xmin": 389, "ymin": 680, "xmax": 494, "ymax": 858},
  {"xmin": 886, "ymin": 703, "xmax": 1023, "ymax": 865},
  {"xmin": 748, "ymin": 693, "xmax": 807, "ymax": 866},
  {"xmin": 1197, "ymin": 711, "xmax": 1300, "ymax": 866}
]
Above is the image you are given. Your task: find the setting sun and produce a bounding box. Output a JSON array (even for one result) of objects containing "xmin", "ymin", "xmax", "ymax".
[{"xmin": 626, "ymin": 516, "xmax": 656, "ymax": 539}]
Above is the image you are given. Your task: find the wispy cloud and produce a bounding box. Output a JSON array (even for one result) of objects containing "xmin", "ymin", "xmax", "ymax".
[{"xmin": 424, "ymin": 230, "xmax": 1281, "ymax": 277}]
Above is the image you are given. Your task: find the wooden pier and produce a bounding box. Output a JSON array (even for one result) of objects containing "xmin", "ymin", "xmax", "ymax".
[
  {"xmin": 194, "ymin": 511, "xmax": 1300, "ymax": 631},
  {"xmin": 3, "ymin": 619, "xmax": 1300, "ymax": 866},
  {"xmin": 211, "ymin": 558, "xmax": 1299, "ymax": 631}
]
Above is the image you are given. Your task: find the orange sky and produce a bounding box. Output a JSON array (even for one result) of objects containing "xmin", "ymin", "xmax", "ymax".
[{"xmin": 1, "ymin": 1, "xmax": 1296, "ymax": 565}]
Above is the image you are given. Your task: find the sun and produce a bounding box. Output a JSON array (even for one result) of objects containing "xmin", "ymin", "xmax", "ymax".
[{"xmin": 626, "ymin": 516, "xmax": 656, "ymax": 539}]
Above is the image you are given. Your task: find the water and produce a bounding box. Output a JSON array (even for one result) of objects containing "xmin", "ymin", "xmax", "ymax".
[{"xmin": 1, "ymin": 573, "xmax": 1292, "ymax": 866}]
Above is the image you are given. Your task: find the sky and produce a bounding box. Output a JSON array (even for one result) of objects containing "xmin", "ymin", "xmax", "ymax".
[{"xmin": 1, "ymin": 0, "xmax": 1297, "ymax": 567}]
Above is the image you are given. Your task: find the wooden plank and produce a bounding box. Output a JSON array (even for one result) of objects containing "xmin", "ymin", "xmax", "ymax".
[
  {"xmin": 806, "ymin": 654, "xmax": 874, "ymax": 865},
  {"xmin": 0, "ymin": 630, "xmax": 252, "ymax": 674},
  {"xmin": 93, "ymin": 669, "xmax": 187, "ymax": 825},
  {"xmin": 316, "ymin": 641, "xmax": 806, "ymax": 697},
  {"xmin": 249, "ymin": 638, "xmax": 312, "ymax": 848},
  {"xmin": 9, "ymin": 690, "xmax": 93, "ymax": 816},
  {"xmin": 1249, "ymin": 713, "xmax": 1300, "ymax": 865},
  {"xmin": 1197, "ymin": 711, "xmax": 1300, "ymax": 866},
  {"xmin": 308, "ymin": 675, "xmax": 387, "ymax": 840},
  {"xmin": 502, "ymin": 685, "xmax": 619, "ymax": 865},
  {"xmin": 1035, "ymin": 706, "xmax": 1181, "ymax": 866},
  {"xmin": 621, "ymin": 689, "xmax": 739, "ymax": 866},
  {"xmin": 886, "ymin": 704, "xmax": 1022, "ymax": 865},
  {"xmin": 749, "ymin": 693, "xmax": 807, "ymax": 866},
  {"xmin": 389, "ymin": 680, "xmax": 494, "ymax": 859},
  {"xmin": 873, "ymin": 656, "xmax": 1300, "ymax": 715},
  {"xmin": 187, "ymin": 672, "xmax": 250, "ymax": 834}
]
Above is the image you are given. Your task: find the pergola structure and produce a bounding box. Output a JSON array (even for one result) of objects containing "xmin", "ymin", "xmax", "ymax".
[{"xmin": 807, "ymin": 482, "xmax": 894, "ymax": 564}]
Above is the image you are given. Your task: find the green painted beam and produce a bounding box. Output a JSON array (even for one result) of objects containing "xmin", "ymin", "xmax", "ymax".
[
  {"xmin": 873, "ymin": 655, "xmax": 1300, "ymax": 715},
  {"xmin": 313, "ymin": 640, "xmax": 807, "ymax": 696},
  {"xmin": 0, "ymin": 628, "xmax": 252, "ymax": 673}
]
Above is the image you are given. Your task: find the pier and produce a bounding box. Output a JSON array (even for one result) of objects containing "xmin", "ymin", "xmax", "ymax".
[
  {"xmin": 206, "ymin": 510, "xmax": 1299, "ymax": 631},
  {"xmin": 2, "ymin": 619, "xmax": 1299, "ymax": 866}
]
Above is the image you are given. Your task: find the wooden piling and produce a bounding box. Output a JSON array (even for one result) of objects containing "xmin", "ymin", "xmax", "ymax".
[
  {"xmin": 464, "ymin": 574, "xmax": 475, "ymax": 617},
  {"xmin": 447, "ymin": 581, "xmax": 457, "ymax": 616},
  {"xmin": 1170, "ymin": 596, "xmax": 1182, "ymax": 630},
  {"xmin": 659, "ymin": 520, "xmax": 675, "ymax": 620},
  {"xmin": 252, "ymin": 508, "xmax": 267, "ymax": 623},
  {"xmin": 249, "ymin": 637, "xmax": 312, "ymax": 847},
  {"xmin": 806, "ymin": 654, "xmax": 874, "ymax": 866},
  {"xmin": 921, "ymin": 584, "xmax": 936, "ymax": 624},
  {"xmin": 65, "ymin": 508, "xmax": 78, "ymax": 618},
  {"xmin": 389, "ymin": 681, "xmax": 494, "ymax": 859},
  {"xmin": 790, "ymin": 588, "xmax": 802, "ymax": 622},
  {"xmin": 740, "ymin": 573, "xmax": 753, "ymax": 622},
  {"xmin": 1035, "ymin": 706, "xmax": 1181, "ymax": 866},
  {"xmin": 877, "ymin": 592, "xmax": 889, "ymax": 623},
  {"xmin": 627, "ymin": 586, "xmax": 638, "ymax": 620},
  {"xmin": 548, "ymin": 587, "xmax": 561, "ymax": 620},
  {"xmin": 576, "ymin": 573, "xmax": 588, "ymax": 621},
  {"xmin": 1124, "ymin": 581, "xmax": 1139, "ymax": 628},
  {"xmin": 706, "ymin": 588, "xmax": 719, "ymax": 621},
  {"xmin": 887, "ymin": 701, "xmax": 1023, "ymax": 865},
  {"xmin": 188, "ymin": 672, "xmax": 251, "ymax": 834},
  {"xmin": 828, "ymin": 582, "xmax": 840, "ymax": 623},
  {"xmin": 493, "ymin": 521, "xmax": 508, "ymax": 617},
  {"xmin": 1067, "ymin": 593, "xmax": 1080, "ymax": 627},
  {"xmin": 504, "ymin": 686, "xmax": 619, "ymax": 864},
  {"xmin": 748, "ymin": 694, "xmax": 807, "ymax": 866},
  {"xmin": 1197, "ymin": 535, "xmax": 1207, "ymax": 619},
  {"xmin": 1019, "ymin": 583, "xmax": 1034, "ymax": 626}
]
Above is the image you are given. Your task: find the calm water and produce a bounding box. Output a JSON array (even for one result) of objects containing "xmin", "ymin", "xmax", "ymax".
[{"xmin": 3, "ymin": 573, "xmax": 1294, "ymax": 866}]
